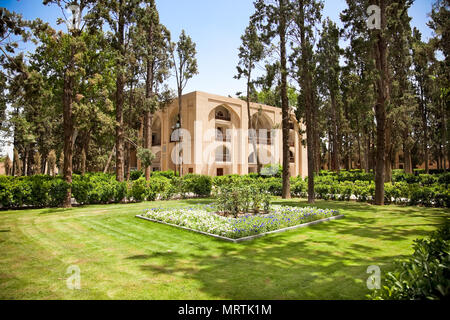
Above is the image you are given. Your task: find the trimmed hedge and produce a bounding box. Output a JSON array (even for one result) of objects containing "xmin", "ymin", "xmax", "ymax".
[
  {"xmin": 1, "ymin": 169, "xmax": 449, "ymax": 209},
  {"xmin": 0, "ymin": 171, "xmax": 211, "ymax": 209},
  {"xmin": 0, "ymin": 175, "xmax": 69, "ymax": 208},
  {"xmin": 212, "ymin": 171, "xmax": 449, "ymax": 208}
]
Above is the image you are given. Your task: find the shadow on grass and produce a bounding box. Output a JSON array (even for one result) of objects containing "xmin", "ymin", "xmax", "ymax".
[
  {"xmin": 131, "ymin": 199, "xmax": 449, "ymax": 299},
  {"xmin": 134, "ymin": 233, "xmax": 408, "ymax": 299},
  {"xmin": 39, "ymin": 208, "xmax": 73, "ymax": 215}
]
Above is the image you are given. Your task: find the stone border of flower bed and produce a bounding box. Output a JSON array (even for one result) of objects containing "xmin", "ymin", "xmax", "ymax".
[{"xmin": 135, "ymin": 214, "xmax": 345, "ymax": 243}]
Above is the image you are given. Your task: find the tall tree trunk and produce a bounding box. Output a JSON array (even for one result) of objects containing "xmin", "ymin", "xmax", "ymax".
[
  {"xmin": 331, "ymin": 94, "xmax": 340, "ymax": 172},
  {"xmin": 144, "ymin": 9, "xmax": 155, "ymax": 181},
  {"xmin": 328, "ymin": 129, "xmax": 332, "ymax": 170},
  {"xmin": 246, "ymin": 69, "xmax": 260, "ymax": 175},
  {"xmin": 372, "ymin": 0, "xmax": 389, "ymax": 205},
  {"xmin": 298, "ymin": 0, "xmax": 314, "ymax": 203},
  {"xmin": 177, "ymin": 88, "xmax": 183, "ymax": 176},
  {"xmin": 115, "ymin": 0, "xmax": 125, "ymax": 182},
  {"xmin": 124, "ymin": 141, "xmax": 130, "ymax": 181},
  {"xmin": 280, "ymin": 0, "xmax": 291, "ymax": 199},
  {"xmin": 62, "ymin": 44, "xmax": 75, "ymax": 208},
  {"xmin": 104, "ymin": 145, "xmax": 116, "ymax": 174},
  {"xmin": 364, "ymin": 131, "xmax": 370, "ymax": 172},
  {"xmin": 419, "ymin": 84, "xmax": 429, "ymax": 173},
  {"xmin": 404, "ymin": 140, "xmax": 412, "ymax": 174},
  {"xmin": 81, "ymin": 132, "xmax": 90, "ymax": 176},
  {"xmin": 314, "ymin": 116, "xmax": 321, "ymax": 172},
  {"xmin": 384, "ymin": 120, "xmax": 392, "ymax": 182},
  {"xmin": 441, "ymin": 97, "xmax": 447, "ymax": 172},
  {"xmin": 22, "ymin": 149, "xmax": 27, "ymax": 176}
]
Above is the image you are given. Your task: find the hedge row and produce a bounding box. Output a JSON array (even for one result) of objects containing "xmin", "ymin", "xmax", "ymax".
[
  {"xmin": 0, "ymin": 175, "xmax": 68, "ymax": 208},
  {"xmin": 0, "ymin": 173, "xmax": 212, "ymax": 209},
  {"xmin": 317, "ymin": 169, "xmax": 450, "ymax": 185},
  {"xmin": 1, "ymin": 170, "xmax": 449, "ymax": 209},
  {"xmin": 213, "ymin": 174, "xmax": 450, "ymax": 208}
]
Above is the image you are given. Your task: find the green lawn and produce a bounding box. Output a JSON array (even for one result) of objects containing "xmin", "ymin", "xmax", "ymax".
[{"xmin": 0, "ymin": 199, "xmax": 448, "ymax": 300}]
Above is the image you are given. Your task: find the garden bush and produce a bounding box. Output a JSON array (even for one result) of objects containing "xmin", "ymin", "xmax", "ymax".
[
  {"xmin": 151, "ymin": 170, "xmax": 177, "ymax": 179},
  {"xmin": 371, "ymin": 223, "xmax": 449, "ymax": 300},
  {"xmin": 130, "ymin": 177, "xmax": 148, "ymax": 202},
  {"xmin": 129, "ymin": 170, "xmax": 143, "ymax": 181},
  {"xmin": 0, "ymin": 175, "xmax": 69, "ymax": 208},
  {"xmin": 1, "ymin": 168, "xmax": 449, "ymax": 209},
  {"xmin": 180, "ymin": 174, "xmax": 212, "ymax": 197},
  {"xmin": 214, "ymin": 183, "xmax": 272, "ymax": 217}
]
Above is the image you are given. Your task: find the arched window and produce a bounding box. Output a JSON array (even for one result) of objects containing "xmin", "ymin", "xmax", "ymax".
[
  {"xmin": 216, "ymin": 146, "xmax": 231, "ymax": 162},
  {"xmin": 152, "ymin": 117, "xmax": 162, "ymax": 146},
  {"xmin": 215, "ymin": 107, "xmax": 231, "ymax": 121},
  {"xmin": 248, "ymin": 152, "xmax": 256, "ymax": 164}
]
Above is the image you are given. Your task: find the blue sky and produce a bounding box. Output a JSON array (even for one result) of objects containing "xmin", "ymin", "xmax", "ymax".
[
  {"xmin": 3, "ymin": 0, "xmax": 436, "ymax": 97},
  {"xmin": 0, "ymin": 0, "xmax": 437, "ymax": 157}
]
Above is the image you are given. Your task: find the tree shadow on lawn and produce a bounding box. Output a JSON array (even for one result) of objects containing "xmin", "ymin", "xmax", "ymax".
[
  {"xmin": 131, "ymin": 198, "xmax": 448, "ymax": 299},
  {"xmin": 132, "ymin": 214, "xmax": 444, "ymax": 300},
  {"xmin": 134, "ymin": 230, "xmax": 410, "ymax": 300}
]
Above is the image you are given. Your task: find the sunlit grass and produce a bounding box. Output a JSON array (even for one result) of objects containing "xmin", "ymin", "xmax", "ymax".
[{"xmin": 0, "ymin": 199, "xmax": 448, "ymax": 300}]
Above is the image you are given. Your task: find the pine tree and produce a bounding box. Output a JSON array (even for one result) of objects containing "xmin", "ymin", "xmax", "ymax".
[
  {"xmin": 235, "ymin": 23, "xmax": 265, "ymax": 174},
  {"xmin": 170, "ymin": 30, "xmax": 198, "ymax": 176}
]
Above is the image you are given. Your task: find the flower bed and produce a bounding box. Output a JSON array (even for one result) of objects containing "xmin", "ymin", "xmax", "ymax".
[{"xmin": 139, "ymin": 205, "xmax": 340, "ymax": 240}]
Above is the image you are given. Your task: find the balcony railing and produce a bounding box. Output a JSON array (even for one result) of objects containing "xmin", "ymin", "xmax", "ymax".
[
  {"xmin": 249, "ymin": 137, "xmax": 272, "ymax": 145},
  {"xmin": 290, "ymin": 156, "xmax": 295, "ymax": 163},
  {"xmin": 216, "ymin": 135, "xmax": 231, "ymax": 142},
  {"xmin": 153, "ymin": 140, "xmax": 161, "ymax": 146}
]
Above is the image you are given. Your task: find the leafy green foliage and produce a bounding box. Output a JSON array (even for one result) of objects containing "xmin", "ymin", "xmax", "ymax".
[
  {"xmin": 137, "ymin": 147, "xmax": 155, "ymax": 169},
  {"xmin": 213, "ymin": 182, "xmax": 273, "ymax": 217},
  {"xmin": 371, "ymin": 224, "xmax": 450, "ymax": 300},
  {"xmin": 0, "ymin": 175, "xmax": 69, "ymax": 208},
  {"xmin": 180, "ymin": 174, "xmax": 212, "ymax": 198}
]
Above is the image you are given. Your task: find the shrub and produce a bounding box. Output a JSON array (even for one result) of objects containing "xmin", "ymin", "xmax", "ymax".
[
  {"xmin": 438, "ymin": 173, "xmax": 450, "ymax": 186},
  {"xmin": 315, "ymin": 183, "xmax": 331, "ymax": 200},
  {"xmin": 419, "ymin": 174, "xmax": 438, "ymax": 186},
  {"xmin": 214, "ymin": 183, "xmax": 270, "ymax": 216},
  {"xmin": 72, "ymin": 175, "xmax": 91, "ymax": 204},
  {"xmin": 151, "ymin": 170, "xmax": 177, "ymax": 179},
  {"xmin": 48, "ymin": 178, "xmax": 70, "ymax": 207},
  {"xmin": 85, "ymin": 174, "xmax": 117, "ymax": 204},
  {"xmin": 113, "ymin": 181, "xmax": 128, "ymax": 202},
  {"xmin": 371, "ymin": 224, "xmax": 450, "ymax": 300},
  {"xmin": 409, "ymin": 185, "xmax": 434, "ymax": 207},
  {"xmin": 337, "ymin": 170, "xmax": 373, "ymax": 182},
  {"xmin": 11, "ymin": 178, "xmax": 32, "ymax": 207},
  {"xmin": 337, "ymin": 181, "xmax": 353, "ymax": 201},
  {"xmin": 180, "ymin": 174, "xmax": 212, "ymax": 197},
  {"xmin": 263, "ymin": 177, "xmax": 282, "ymax": 196},
  {"xmin": 129, "ymin": 170, "xmax": 143, "ymax": 181},
  {"xmin": 291, "ymin": 178, "xmax": 306, "ymax": 198},
  {"xmin": 353, "ymin": 181, "xmax": 372, "ymax": 202},
  {"xmin": 130, "ymin": 177, "xmax": 148, "ymax": 202}
]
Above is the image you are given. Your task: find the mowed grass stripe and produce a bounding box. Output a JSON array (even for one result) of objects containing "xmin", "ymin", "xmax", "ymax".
[{"xmin": 1, "ymin": 199, "xmax": 449, "ymax": 299}]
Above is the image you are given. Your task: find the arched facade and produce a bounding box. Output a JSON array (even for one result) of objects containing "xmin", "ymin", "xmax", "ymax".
[{"xmin": 131, "ymin": 91, "xmax": 307, "ymax": 178}]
